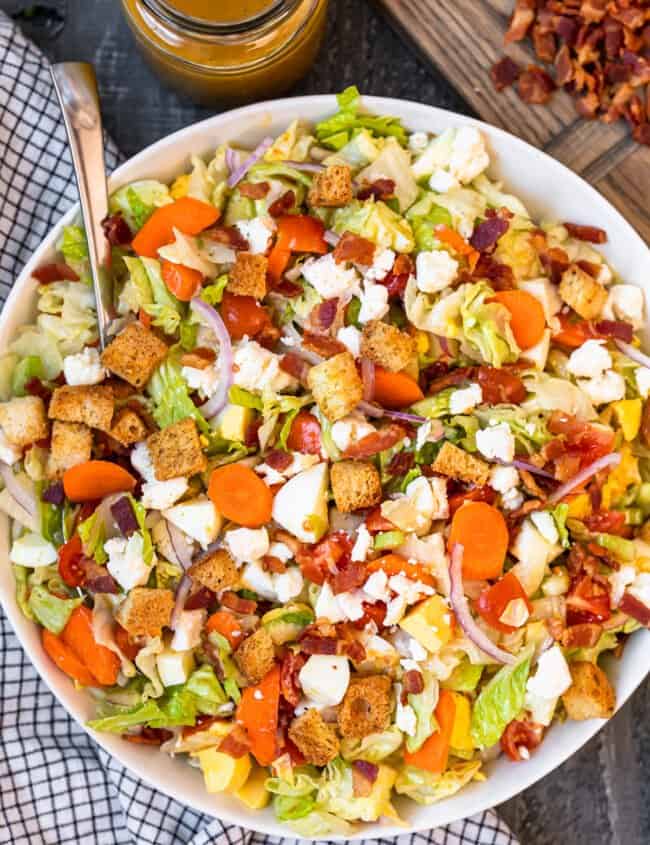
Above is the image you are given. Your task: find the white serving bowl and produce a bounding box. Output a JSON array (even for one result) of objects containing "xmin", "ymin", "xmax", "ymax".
[{"xmin": 1, "ymin": 95, "xmax": 649, "ymax": 839}]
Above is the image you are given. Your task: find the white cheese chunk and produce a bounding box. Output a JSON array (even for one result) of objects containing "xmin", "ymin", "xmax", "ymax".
[
  {"xmin": 225, "ymin": 527, "xmax": 270, "ymax": 564},
  {"xmin": 449, "ymin": 383, "xmax": 482, "ymax": 415},
  {"xmin": 415, "ymin": 250, "xmax": 459, "ymax": 294},
  {"xmin": 10, "ymin": 532, "xmax": 58, "ymax": 568},
  {"xmin": 63, "ymin": 346, "xmax": 106, "ymax": 386},
  {"xmin": 567, "ymin": 340, "xmax": 612, "ymax": 378},
  {"xmin": 302, "ymin": 253, "xmax": 360, "ymax": 299},
  {"xmin": 162, "ymin": 496, "xmax": 222, "ymax": 549},
  {"xmin": 298, "ymin": 655, "xmax": 350, "ymax": 706},
  {"xmin": 170, "ymin": 609, "xmax": 206, "ymax": 652},
  {"xmin": 476, "ymin": 422, "xmax": 515, "ymax": 463},
  {"xmin": 105, "ymin": 533, "xmax": 150, "ymax": 592}
]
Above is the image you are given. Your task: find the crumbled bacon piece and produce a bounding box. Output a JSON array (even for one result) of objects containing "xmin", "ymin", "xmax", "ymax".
[
  {"xmin": 219, "ymin": 726, "xmax": 251, "ymax": 758},
  {"xmin": 280, "ymin": 651, "xmax": 307, "ymax": 707},
  {"xmin": 477, "ymin": 365, "xmax": 527, "ymax": 405},
  {"xmin": 505, "ymin": 0, "xmax": 536, "ymax": 44},
  {"xmin": 333, "ymin": 231, "xmax": 376, "ymax": 266},
  {"xmin": 268, "ymin": 190, "xmax": 295, "ymax": 217},
  {"xmin": 330, "ymin": 558, "xmax": 366, "ymax": 595},
  {"xmin": 124, "ymin": 727, "xmax": 173, "ymax": 746},
  {"xmin": 518, "ymin": 65, "xmax": 557, "ymax": 104},
  {"xmin": 386, "ymin": 451, "xmax": 415, "ymax": 477},
  {"xmin": 533, "ymin": 24, "xmax": 557, "ymax": 62},
  {"xmin": 564, "ymin": 222, "xmax": 607, "ymax": 243},
  {"xmin": 280, "ymin": 353, "xmax": 310, "ymax": 382},
  {"xmin": 402, "ymin": 669, "xmax": 424, "ymax": 696},
  {"xmin": 300, "ymin": 635, "xmax": 338, "ymax": 655},
  {"xmin": 619, "ymin": 592, "xmax": 650, "ymax": 627},
  {"xmin": 561, "ymin": 622, "xmax": 603, "ymax": 648},
  {"xmin": 491, "ymin": 56, "xmax": 522, "ymax": 90},
  {"xmin": 101, "ymin": 213, "xmax": 132, "ymax": 246},
  {"xmin": 342, "ymin": 424, "xmax": 406, "ymax": 459},
  {"xmin": 633, "ymin": 123, "xmax": 650, "ymax": 145},
  {"xmin": 238, "ymin": 181, "xmax": 270, "ymax": 199},
  {"xmin": 308, "ymin": 298, "xmax": 338, "ymax": 332},
  {"xmin": 301, "ymin": 330, "xmax": 347, "ymax": 359},
  {"xmin": 185, "ymin": 586, "xmax": 216, "ymax": 610},
  {"xmin": 470, "ymin": 216, "xmax": 510, "ymax": 252},
  {"xmin": 352, "ymin": 760, "xmax": 379, "ymax": 796},
  {"xmin": 427, "ymin": 365, "xmax": 476, "ymax": 395},
  {"xmin": 32, "ymin": 262, "xmax": 80, "ymax": 284},
  {"xmin": 593, "ymin": 320, "xmax": 634, "ymax": 342},
  {"xmin": 356, "ymin": 178, "xmax": 396, "ymax": 201},
  {"xmin": 263, "ymin": 554, "xmax": 287, "ymax": 574},
  {"xmin": 205, "ymin": 225, "xmax": 250, "ymax": 250},
  {"xmin": 220, "ymin": 591, "xmax": 258, "ymax": 614}
]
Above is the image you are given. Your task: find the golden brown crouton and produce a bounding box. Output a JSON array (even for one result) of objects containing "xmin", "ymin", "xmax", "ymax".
[
  {"xmin": 101, "ymin": 322, "xmax": 168, "ymax": 389},
  {"xmin": 288, "ymin": 709, "xmax": 340, "ymax": 766},
  {"xmin": 307, "ymin": 351, "xmax": 363, "ymax": 422},
  {"xmin": 331, "ymin": 460, "xmax": 382, "ymax": 513},
  {"xmin": 338, "ymin": 675, "xmax": 393, "ymax": 739},
  {"xmin": 49, "ymin": 385, "xmax": 114, "ymax": 431},
  {"xmin": 0, "ymin": 396, "xmax": 48, "ymax": 447},
  {"xmin": 47, "ymin": 421, "xmax": 92, "ymax": 479},
  {"xmin": 561, "ymin": 661, "xmax": 616, "ymax": 720},
  {"xmin": 431, "ymin": 442, "xmax": 490, "ymax": 487},
  {"xmin": 233, "ymin": 628, "xmax": 276, "ymax": 684},
  {"xmin": 308, "ymin": 165, "xmax": 353, "ymax": 208},
  {"xmin": 116, "ymin": 588, "xmax": 174, "ymax": 638},
  {"xmin": 188, "ymin": 548, "xmax": 238, "ymax": 593},
  {"xmin": 104, "ymin": 378, "xmax": 136, "ymax": 400},
  {"xmin": 227, "ymin": 252, "xmax": 268, "ymax": 300},
  {"xmin": 559, "ymin": 264, "xmax": 608, "ymax": 320},
  {"xmin": 361, "ymin": 321, "xmax": 417, "ymax": 373},
  {"xmin": 110, "ymin": 407, "xmax": 148, "ymax": 446},
  {"xmin": 147, "ymin": 417, "xmax": 207, "ymax": 481}
]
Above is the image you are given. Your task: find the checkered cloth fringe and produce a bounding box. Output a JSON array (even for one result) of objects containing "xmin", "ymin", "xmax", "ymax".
[{"xmin": 0, "ymin": 12, "xmax": 519, "ymax": 845}]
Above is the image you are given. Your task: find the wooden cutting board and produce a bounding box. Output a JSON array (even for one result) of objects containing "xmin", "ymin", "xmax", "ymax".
[{"xmin": 374, "ymin": 0, "xmax": 650, "ymax": 242}]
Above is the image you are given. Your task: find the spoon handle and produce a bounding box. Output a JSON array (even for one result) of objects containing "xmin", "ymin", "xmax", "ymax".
[{"xmin": 51, "ymin": 62, "xmax": 112, "ymax": 349}]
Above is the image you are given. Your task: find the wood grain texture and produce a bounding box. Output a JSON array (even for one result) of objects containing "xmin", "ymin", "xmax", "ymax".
[{"xmin": 375, "ymin": 0, "xmax": 650, "ymax": 241}]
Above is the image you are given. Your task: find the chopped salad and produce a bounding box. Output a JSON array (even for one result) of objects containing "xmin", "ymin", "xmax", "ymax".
[{"xmin": 3, "ymin": 87, "xmax": 650, "ymax": 834}]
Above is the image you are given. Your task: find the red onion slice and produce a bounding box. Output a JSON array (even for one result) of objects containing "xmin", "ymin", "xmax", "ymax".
[
  {"xmin": 504, "ymin": 459, "xmax": 556, "ymax": 480},
  {"xmin": 171, "ymin": 574, "xmax": 193, "ymax": 630},
  {"xmin": 282, "ymin": 160, "xmax": 326, "ymax": 173},
  {"xmin": 324, "ymin": 229, "xmax": 340, "ymax": 247},
  {"xmin": 225, "ymin": 147, "xmax": 240, "ymax": 177},
  {"xmin": 0, "ymin": 462, "xmax": 37, "ymax": 516},
  {"xmin": 355, "ymin": 401, "xmax": 438, "ymax": 427},
  {"xmin": 547, "ymin": 452, "xmax": 621, "ymax": 504},
  {"xmin": 190, "ymin": 297, "xmax": 233, "ymax": 419},
  {"xmin": 166, "ymin": 520, "xmax": 194, "ymax": 571},
  {"xmin": 356, "ymin": 399, "xmax": 386, "ymax": 419},
  {"xmin": 449, "ymin": 544, "xmax": 517, "ymax": 665},
  {"xmin": 361, "ymin": 358, "xmax": 375, "ymax": 402},
  {"xmin": 615, "ymin": 339, "xmax": 650, "ymax": 370},
  {"xmin": 227, "ymin": 137, "xmax": 274, "ymax": 188}
]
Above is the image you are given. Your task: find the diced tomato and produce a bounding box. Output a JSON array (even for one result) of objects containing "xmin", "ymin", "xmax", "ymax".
[
  {"xmin": 275, "ymin": 215, "xmax": 328, "ymax": 254},
  {"xmin": 295, "ymin": 532, "xmax": 352, "ymax": 585},
  {"xmin": 566, "ymin": 574, "xmax": 611, "ymax": 625},
  {"xmin": 447, "ymin": 485, "xmax": 496, "ymax": 516},
  {"xmin": 286, "ymin": 410, "xmax": 321, "ymax": 454},
  {"xmin": 583, "ymin": 510, "xmax": 627, "ymax": 536},
  {"xmin": 501, "ymin": 719, "xmax": 544, "ymax": 762},
  {"xmin": 477, "ymin": 572, "xmax": 532, "ymax": 633},
  {"xmin": 547, "ymin": 411, "xmax": 615, "ymax": 470},
  {"xmin": 57, "ymin": 535, "xmax": 86, "ymax": 587},
  {"xmin": 220, "ymin": 292, "xmax": 272, "ymax": 340},
  {"xmin": 32, "ymin": 262, "xmax": 79, "ymax": 284},
  {"xmin": 115, "ymin": 623, "xmax": 141, "ymax": 661}
]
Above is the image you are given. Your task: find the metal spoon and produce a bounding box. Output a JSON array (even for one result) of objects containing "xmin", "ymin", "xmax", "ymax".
[{"xmin": 51, "ymin": 62, "xmax": 112, "ymax": 349}]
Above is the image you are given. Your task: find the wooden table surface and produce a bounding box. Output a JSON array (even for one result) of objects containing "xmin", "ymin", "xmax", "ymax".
[{"xmin": 5, "ymin": 0, "xmax": 650, "ymax": 843}]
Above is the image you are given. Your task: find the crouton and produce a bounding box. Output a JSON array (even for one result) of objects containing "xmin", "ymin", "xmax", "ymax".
[
  {"xmin": 308, "ymin": 165, "xmax": 353, "ymax": 208},
  {"xmin": 431, "ymin": 442, "xmax": 490, "ymax": 487},
  {"xmin": 561, "ymin": 661, "xmax": 615, "ymax": 721},
  {"xmin": 104, "ymin": 378, "xmax": 136, "ymax": 400},
  {"xmin": 101, "ymin": 322, "xmax": 168, "ymax": 389},
  {"xmin": 110, "ymin": 407, "xmax": 148, "ymax": 446},
  {"xmin": 331, "ymin": 460, "xmax": 382, "ymax": 512},
  {"xmin": 361, "ymin": 321, "xmax": 417, "ymax": 373},
  {"xmin": 49, "ymin": 385, "xmax": 114, "ymax": 431},
  {"xmin": 0, "ymin": 396, "xmax": 48, "ymax": 447},
  {"xmin": 288, "ymin": 709, "xmax": 340, "ymax": 766},
  {"xmin": 233, "ymin": 628, "xmax": 276, "ymax": 684},
  {"xmin": 559, "ymin": 264, "xmax": 608, "ymax": 320},
  {"xmin": 338, "ymin": 675, "xmax": 393, "ymax": 739},
  {"xmin": 116, "ymin": 587, "xmax": 174, "ymax": 638},
  {"xmin": 307, "ymin": 351, "xmax": 363, "ymax": 422},
  {"xmin": 227, "ymin": 252, "xmax": 268, "ymax": 300},
  {"xmin": 147, "ymin": 417, "xmax": 207, "ymax": 481},
  {"xmin": 188, "ymin": 548, "xmax": 238, "ymax": 593},
  {"xmin": 47, "ymin": 421, "xmax": 92, "ymax": 479}
]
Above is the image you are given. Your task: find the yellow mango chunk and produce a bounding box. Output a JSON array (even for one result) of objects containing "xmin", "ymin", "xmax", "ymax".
[
  {"xmin": 196, "ymin": 748, "xmax": 251, "ymax": 794},
  {"xmin": 399, "ymin": 595, "xmax": 454, "ymax": 653},
  {"xmin": 235, "ymin": 765, "xmax": 270, "ymax": 809},
  {"xmin": 170, "ymin": 174, "xmax": 190, "ymax": 199},
  {"xmin": 601, "ymin": 444, "xmax": 641, "ymax": 510},
  {"xmin": 449, "ymin": 692, "xmax": 473, "ymax": 752},
  {"xmin": 611, "ymin": 399, "xmax": 642, "ymax": 441},
  {"xmin": 566, "ymin": 493, "xmax": 592, "ymax": 520}
]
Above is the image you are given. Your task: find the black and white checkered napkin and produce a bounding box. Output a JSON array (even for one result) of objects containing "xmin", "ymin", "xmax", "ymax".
[{"xmin": 0, "ymin": 13, "xmax": 519, "ymax": 845}]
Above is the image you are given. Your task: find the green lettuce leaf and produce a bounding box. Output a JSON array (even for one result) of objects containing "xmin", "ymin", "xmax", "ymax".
[
  {"xmin": 88, "ymin": 700, "xmax": 163, "ymax": 733},
  {"xmin": 395, "ymin": 761, "xmax": 482, "ymax": 805},
  {"xmin": 406, "ymin": 191, "xmax": 453, "ymax": 251},
  {"xmin": 78, "ymin": 511, "xmax": 107, "ymax": 564},
  {"xmin": 317, "ymin": 758, "xmax": 395, "ymax": 822},
  {"xmin": 340, "ymin": 725, "xmax": 403, "ymax": 762},
  {"xmin": 460, "ymin": 281, "xmax": 520, "ymax": 367},
  {"xmin": 201, "ymin": 274, "xmax": 228, "ymax": 306},
  {"xmin": 13, "ymin": 565, "xmax": 35, "ymax": 621},
  {"xmin": 184, "ymin": 663, "xmax": 227, "ymax": 713},
  {"xmin": 331, "ymin": 199, "xmax": 414, "ymax": 253},
  {"xmin": 470, "ymin": 653, "xmax": 532, "ymax": 749},
  {"xmin": 441, "ymin": 659, "xmax": 483, "ymax": 693},
  {"xmin": 140, "ymin": 257, "xmax": 185, "ymax": 336},
  {"xmin": 127, "ymin": 494, "xmax": 155, "ymax": 566},
  {"xmin": 406, "ymin": 671, "xmax": 439, "ymax": 753},
  {"xmin": 27, "ymin": 584, "xmax": 82, "ymax": 634},
  {"xmin": 315, "ymin": 86, "xmax": 407, "ymax": 150},
  {"xmin": 11, "ymin": 355, "xmax": 44, "ymax": 397},
  {"xmin": 474, "ymin": 405, "xmax": 550, "ymax": 453},
  {"xmin": 57, "ymin": 225, "xmax": 88, "ymax": 274},
  {"xmin": 411, "ymin": 388, "xmax": 454, "ymax": 419},
  {"xmin": 109, "ymin": 179, "xmax": 172, "ymax": 231},
  {"xmin": 147, "ymin": 358, "xmax": 210, "ymax": 433}
]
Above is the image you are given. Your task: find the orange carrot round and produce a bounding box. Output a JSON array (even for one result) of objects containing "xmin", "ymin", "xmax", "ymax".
[
  {"xmin": 161, "ymin": 260, "xmax": 204, "ymax": 301},
  {"xmin": 62, "ymin": 606, "xmax": 120, "ymax": 686},
  {"xmin": 373, "ymin": 367, "xmax": 424, "ymax": 409},
  {"xmin": 490, "ymin": 290, "xmax": 546, "ymax": 350},
  {"xmin": 236, "ymin": 664, "xmax": 280, "ymax": 766},
  {"xmin": 448, "ymin": 501, "xmax": 509, "ymax": 580},
  {"xmin": 131, "ymin": 197, "xmax": 220, "ymax": 258},
  {"xmin": 404, "ymin": 689, "xmax": 456, "ymax": 773},
  {"xmin": 42, "ymin": 628, "xmax": 99, "ymax": 687},
  {"xmin": 63, "ymin": 461, "xmax": 137, "ymax": 503},
  {"xmin": 366, "ymin": 553, "xmax": 436, "ymax": 587},
  {"xmin": 208, "ymin": 464, "xmax": 273, "ymax": 528},
  {"xmin": 206, "ymin": 610, "xmax": 245, "ymax": 649}
]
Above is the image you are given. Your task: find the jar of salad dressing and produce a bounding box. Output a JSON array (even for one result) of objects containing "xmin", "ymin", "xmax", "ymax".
[{"xmin": 120, "ymin": 0, "xmax": 328, "ymax": 105}]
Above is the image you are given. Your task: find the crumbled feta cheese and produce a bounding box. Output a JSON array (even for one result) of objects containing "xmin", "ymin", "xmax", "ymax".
[
  {"xmin": 449, "ymin": 383, "xmax": 482, "ymax": 415},
  {"xmin": 628, "ymin": 572, "xmax": 650, "ymax": 608},
  {"xmin": 105, "ymin": 534, "xmax": 151, "ymax": 592},
  {"xmin": 171, "ymin": 609, "xmax": 206, "ymax": 652},
  {"xmin": 597, "ymin": 264, "xmax": 613, "ymax": 286},
  {"xmin": 501, "ymin": 487, "xmax": 524, "ymax": 511},
  {"xmin": 0, "ymin": 428, "xmax": 22, "ymax": 465},
  {"xmin": 408, "ymin": 131, "xmax": 429, "ymax": 153},
  {"xmin": 578, "ymin": 371, "xmax": 626, "ymax": 405},
  {"xmin": 162, "ymin": 496, "xmax": 221, "ymax": 549},
  {"xmin": 448, "ymin": 127, "xmax": 490, "ymax": 184},
  {"xmin": 602, "ymin": 284, "xmax": 645, "ymax": 329},
  {"xmin": 498, "ymin": 597, "xmax": 530, "ymax": 628},
  {"xmin": 336, "ymin": 325, "xmax": 362, "ymax": 357},
  {"xmin": 429, "ymin": 476, "xmax": 450, "ymax": 520},
  {"xmin": 131, "ymin": 441, "xmax": 156, "ymax": 481},
  {"xmin": 141, "ymin": 477, "xmax": 189, "ymax": 511},
  {"xmin": 268, "ymin": 541, "xmax": 293, "ymax": 563},
  {"xmin": 635, "ymin": 367, "xmax": 650, "ymax": 399},
  {"xmin": 226, "ymin": 527, "xmax": 270, "ymax": 564},
  {"xmin": 336, "ymin": 589, "xmax": 366, "ymax": 622},
  {"xmin": 476, "ymin": 421, "xmax": 515, "ymax": 463},
  {"xmin": 363, "ymin": 569, "xmax": 390, "ymax": 602},
  {"xmin": 566, "ymin": 339, "xmax": 612, "ymax": 378},
  {"xmin": 235, "ymin": 216, "xmax": 275, "ymax": 254},
  {"xmin": 490, "ymin": 465, "xmax": 519, "ymax": 493},
  {"xmin": 428, "ymin": 168, "xmax": 459, "ymax": 193},
  {"xmin": 415, "ymin": 421, "xmax": 432, "ymax": 452},
  {"xmin": 415, "ymin": 250, "xmax": 459, "ymax": 294},
  {"xmin": 255, "ymin": 463, "xmax": 285, "ymax": 486},
  {"xmin": 364, "ymin": 248, "xmax": 395, "ymax": 281},
  {"xmin": 388, "ymin": 574, "xmax": 434, "ymax": 604},
  {"xmin": 181, "ymin": 364, "xmax": 220, "ymax": 400},
  {"xmin": 351, "ymin": 523, "xmax": 373, "ymax": 562},
  {"xmin": 274, "ymin": 567, "xmax": 304, "ymax": 603},
  {"xmin": 314, "ymin": 581, "xmax": 346, "ymax": 623},
  {"xmin": 302, "ymin": 253, "xmax": 360, "ymax": 299},
  {"xmin": 608, "ymin": 564, "xmax": 636, "ymax": 606},
  {"xmin": 531, "ymin": 511, "xmax": 559, "ymax": 545},
  {"xmin": 384, "ymin": 594, "xmax": 409, "ymax": 626},
  {"xmin": 526, "ymin": 644, "xmax": 572, "ymax": 701},
  {"xmin": 395, "ymin": 686, "xmax": 417, "ymax": 736},
  {"xmin": 358, "ymin": 281, "xmax": 389, "ymax": 323},
  {"xmin": 63, "ymin": 346, "xmax": 106, "ymax": 386},
  {"xmin": 298, "ymin": 655, "xmax": 350, "ymax": 706},
  {"xmin": 233, "ymin": 340, "xmax": 297, "ymax": 395},
  {"xmin": 241, "ymin": 560, "xmax": 277, "ymax": 600},
  {"xmin": 331, "ymin": 413, "xmax": 376, "ymax": 452}
]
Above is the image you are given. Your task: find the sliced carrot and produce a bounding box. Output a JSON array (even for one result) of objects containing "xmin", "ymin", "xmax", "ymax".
[
  {"xmin": 42, "ymin": 628, "xmax": 99, "ymax": 687},
  {"xmin": 206, "ymin": 610, "xmax": 244, "ymax": 649},
  {"xmin": 208, "ymin": 464, "xmax": 273, "ymax": 528},
  {"xmin": 373, "ymin": 367, "xmax": 424, "ymax": 409},
  {"xmin": 161, "ymin": 260, "xmax": 204, "ymax": 301},
  {"xmin": 61, "ymin": 606, "xmax": 120, "ymax": 686},
  {"xmin": 490, "ymin": 290, "xmax": 546, "ymax": 350},
  {"xmin": 267, "ymin": 244, "xmax": 291, "ymax": 283},
  {"xmin": 448, "ymin": 501, "xmax": 509, "ymax": 580},
  {"xmin": 131, "ymin": 197, "xmax": 220, "ymax": 258},
  {"xmin": 366, "ymin": 553, "xmax": 436, "ymax": 587},
  {"xmin": 403, "ymin": 689, "xmax": 456, "ymax": 773},
  {"xmin": 435, "ymin": 224, "xmax": 479, "ymax": 260},
  {"xmin": 236, "ymin": 664, "xmax": 280, "ymax": 766},
  {"xmin": 63, "ymin": 461, "xmax": 137, "ymax": 503}
]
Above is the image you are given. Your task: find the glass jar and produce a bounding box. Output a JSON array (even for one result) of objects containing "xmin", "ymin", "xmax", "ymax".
[{"xmin": 120, "ymin": 0, "xmax": 328, "ymax": 105}]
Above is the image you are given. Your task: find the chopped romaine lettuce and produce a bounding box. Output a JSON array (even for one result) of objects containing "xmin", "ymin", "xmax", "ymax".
[
  {"xmin": 395, "ymin": 761, "xmax": 482, "ymax": 805},
  {"xmin": 147, "ymin": 358, "xmax": 210, "ymax": 434},
  {"xmin": 11, "ymin": 356, "xmax": 44, "ymax": 397},
  {"xmin": 317, "ymin": 759, "xmax": 397, "ymax": 822},
  {"xmin": 109, "ymin": 180, "xmax": 172, "ymax": 231},
  {"xmin": 460, "ymin": 281, "xmax": 520, "ymax": 367},
  {"xmin": 315, "ymin": 86, "xmax": 407, "ymax": 150},
  {"xmin": 27, "ymin": 584, "xmax": 82, "ymax": 634},
  {"xmin": 332, "ymin": 199, "xmax": 414, "ymax": 252},
  {"xmin": 406, "ymin": 191, "xmax": 453, "ymax": 251},
  {"xmin": 357, "ymin": 137, "xmax": 417, "ymax": 212},
  {"xmin": 470, "ymin": 653, "xmax": 532, "ymax": 749},
  {"xmin": 406, "ymin": 671, "xmax": 439, "ymax": 753},
  {"xmin": 57, "ymin": 225, "xmax": 88, "ymax": 275},
  {"xmin": 340, "ymin": 726, "xmax": 404, "ymax": 762},
  {"xmin": 78, "ymin": 510, "xmax": 107, "ymax": 564}
]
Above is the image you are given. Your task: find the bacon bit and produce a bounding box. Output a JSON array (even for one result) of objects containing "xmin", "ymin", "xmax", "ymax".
[
  {"xmin": 641, "ymin": 398, "xmax": 650, "ymax": 448},
  {"xmin": 403, "ymin": 669, "xmax": 424, "ymax": 696},
  {"xmin": 330, "ymin": 558, "xmax": 366, "ymax": 595},
  {"xmin": 505, "ymin": 0, "xmax": 536, "ymax": 44},
  {"xmin": 300, "ymin": 635, "xmax": 338, "ymax": 654},
  {"xmin": 501, "ymin": 719, "xmax": 544, "ymax": 762},
  {"xmin": 533, "ymin": 24, "xmax": 557, "ymax": 63},
  {"xmin": 205, "ymin": 225, "xmax": 250, "ymax": 250},
  {"xmin": 518, "ymin": 65, "xmax": 557, "ymax": 104},
  {"xmin": 564, "ymin": 222, "xmax": 607, "ymax": 243},
  {"xmin": 333, "ymin": 231, "xmax": 376, "ymax": 266},
  {"xmin": 470, "ymin": 216, "xmax": 510, "ymax": 252},
  {"xmin": 561, "ymin": 622, "xmax": 603, "ymax": 648},
  {"xmin": 263, "ymin": 554, "xmax": 288, "ymax": 574},
  {"xmin": 83, "ymin": 561, "xmax": 119, "ymax": 594},
  {"xmin": 268, "ymin": 190, "xmax": 295, "ymax": 217},
  {"xmin": 584, "ymin": 509, "xmax": 627, "ymax": 536},
  {"xmin": 309, "ymin": 298, "xmax": 338, "ymax": 332},
  {"xmin": 477, "ymin": 365, "xmax": 527, "ymax": 405},
  {"xmin": 221, "ymin": 591, "xmax": 258, "ymax": 614},
  {"xmin": 343, "ymin": 423, "xmax": 406, "ymax": 460},
  {"xmin": 265, "ymin": 449, "xmax": 293, "ymax": 471},
  {"xmin": 340, "ymin": 638, "xmax": 366, "ymax": 662},
  {"xmin": 365, "ymin": 507, "xmax": 397, "ymax": 534},
  {"xmin": 219, "ymin": 726, "xmax": 251, "ymax": 758},
  {"xmin": 633, "ymin": 124, "xmax": 650, "ymax": 146},
  {"xmin": 491, "ymin": 56, "xmax": 522, "ymax": 90},
  {"xmin": 185, "ymin": 586, "xmax": 216, "ymax": 611},
  {"xmin": 101, "ymin": 213, "xmax": 132, "ymax": 246},
  {"xmin": 280, "ymin": 651, "xmax": 307, "ymax": 707},
  {"xmin": 352, "ymin": 760, "xmax": 379, "ymax": 797},
  {"xmin": 448, "ymin": 485, "xmax": 496, "ymax": 517},
  {"xmin": 280, "ymin": 352, "xmax": 310, "ymax": 382},
  {"xmin": 539, "ymin": 246, "xmax": 570, "ymax": 284},
  {"xmin": 386, "ymin": 451, "xmax": 415, "ymax": 477},
  {"xmin": 427, "ymin": 365, "xmax": 475, "ymax": 395},
  {"xmin": 244, "ymin": 418, "xmax": 262, "ymax": 449},
  {"xmin": 593, "ymin": 319, "xmax": 634, "ymax": 342},
  {"xmin": 619, "ymin": 592, "xmax": 650, "ymax": 627},
  {"xmin": 467, "ymin": 253, "xmax": 516, "ymax": 291},
  {"xmin": 32, "ymin": 262, "xmax": 80, "ymax": 284},
  {"xmin": 357, "ymin": 178, "xmax": 396, "ymax": 201},
  {"xmin": 301, "ymin": 330, "xmax": 347, "ymax": 359},
  {"xmin": 180, "ymin": 347, "xmax": 217, "ymax": 370},
  {"xmin": 123, "ymin": 727, "xmax": 173, "ymax": 746},
  {"xmin": 238, "ymin": 181, "xmax": 270, "ymax": 199}
]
